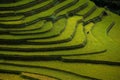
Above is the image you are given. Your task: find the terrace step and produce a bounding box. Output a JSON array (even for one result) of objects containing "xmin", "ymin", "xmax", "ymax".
[
  {"xmin": 55, "ymin": 0, "xmax": 88, "ymax": 17},
  {"xmin": 0, "ymin": 0, "xmax": 45, "ymax": 11},
  {"xmin": 0, "ymin": 18, "xmax": 66, "ymax": 45},
  {"xmin": 21, "ymin": 72, "xmax": 57, "ymax": 80},
  {"xmin": 0, "ymin": 17, "xmax": 86, "ymax": 52},
  {"xmin": 10, "ymin": 18, "xmax": 66, "ymax": 44},
  {"xmin": 0, "ymin": 0, "xmax": 77, "ymax": 28},
  {"xmin": 0, "ymin": 73, "xmax": 24, "ymax": 80},
  {"xmin": 76, "ymin": 1, "xmax": 97, "ymax": 18},
  {"xmin": 108, "ymin": 11, "xmax": 120, "ymax": 44},
  {"xmin": 0, "ymin": 0, "xmax": 56, "ymax": 18},
  {"xmin": 0, "ymin": 20, "xmax": 45, "ymax": 35},
  {"xmin": 10, "ymin": 21, "xmax": 53, "ymax": 35},
  {"xmin": 0, "ymin": 63, "xmax": 91, "ymax": 80},
  {"xmin": 0, "ymin": 0, "xmax": 120, "ymax": 80},
  {"xmin": 0, "ymin": 16, "xmax": 81, "ymax": 40},
  {"xmin": 64, "ymin": 16, "xmax": 120, "ymax": 63},
  {"xmin": 0, "ymin": 60, "xmax": 118, "ymax": 80},
  {"xmin": 0, "ymin": 24, "xmax": 92, "ymax": 56},
  {"xmin": 0, "ymin": 15, "xmax": 24, "ymax": 21},
  {"xmin": 84, "ymin": 7, "xmax": 105, "ymax": 22},
  {"xmin": 28, "ymin": 16, "xmax": 81, "ymax": 42},
  {"xmin": 0, "ymin": 0, "xmax": 21, "ymax": 3}
]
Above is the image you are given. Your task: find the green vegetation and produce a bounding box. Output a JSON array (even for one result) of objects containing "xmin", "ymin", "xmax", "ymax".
[
  {"xmin": 55, "ymin": 0, "xmax": 88, "ymax": 17},
  {"xmin": 21, "ymin": 72, "xmax": 58, "ymax": 80},
  {"xmin": 0, "ymin": 0, "xmax": 34, "ymax": 7},
  {"xmin": 0, "ymin": 0, "xmax": 120, "ymax": 80},
  {"xmin": 0, "ymin": 15, "xmax": 24, "ymax": 21},
  {"xmin": 0, "ymin": 73, "xmax": 24, "ymax": 80}
]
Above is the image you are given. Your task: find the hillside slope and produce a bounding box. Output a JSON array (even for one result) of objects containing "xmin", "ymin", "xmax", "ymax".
[{"xmin": 0, "ymin": 0, "xmax": 120, "ymax": 80}]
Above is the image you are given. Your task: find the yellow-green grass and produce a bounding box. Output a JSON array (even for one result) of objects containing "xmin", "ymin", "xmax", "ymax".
[
  {"xmin": 21, "ymin": 72, "xmax": 57, "ymax": 80},
  {"xmin": 0, "ymin": 0, "xmax": 34, "ymax": 7},
  {"xmin": 76, "ymin": 1, "xmax": 96, "ymax": 18},
  {"xmin": 0, "ymin": 73, "xmax": 24, "ymax": 80},
  {"xmin": 63, "ymin": 15, "xmax": 120, "ymax": 62},
  {"xmin": 0, "ymin": 22, "xmax": 53, "ymax": 39},
  {"xmin": 0, "ymin": 61, "xmax": 119, "ymax": 80},
  {"xmin": 11, "ymin": 21, "xmax": 53, "ymax": 35},
  {"xmin": 29, "ymin": 16, "xmax": 82, "ymax": 42},
  {"xmin": 84, "ymin": 7, "xmax": 105, "ymax": 22},
  {"xmin": 0, "ymin": 11, "xmax": 15, "ymax": 14},
  {"xmin": 1, "ymin": 16, "xmax": 93, "ymax": 56},
  {"xmin": 108, "ymin": 11, "xmax": 120, "ymax": 44},
  {"xmin": 62, "ymin": 22, "xmax": 106, "ymax": 58},
  {"xmin": 55, "ymin": 0, "xmax": 88, "ymax": 17},
  {"xmin": 0, "ymin": 20, "xmax": 45, "ymax": 31},
  {"xmin": 0, "ymin": 0, "xmax": 51, "ymax": 21},
  {"xmin": 0, "ymin": 0, "xmax": 76, "ymax": 25},
  {"xmin": 0, "ymin": 0, "xmax": 120, "ymax": 80},
  {"xmin": 0, "ymin": 16, "xmax": 81, "ymax": 40},
  {"xmin": 16, "ymin": 0, "xmax": 51, "ymax": 13},
  {"xmin": 0, "ymin": 21, "xmax": 95, "ymax": 56},
  {"xmin": 0, "ymin": 22, "xmax": 85, "ymax": 50},
  {"xmin": 0, "ymin": 1, "xmax": 52, "ymax": 22},
  {"xmin": 0, "ymin": 15, "xmax": 24, "ymax": 21},
  {"xmin": 0, "ymin": 20, "xmax": 23, "ymax": 25},
  {"xmin": 0, "ymin": 63, "xmax": 89, "ymax": 80},
  {"xmin": 28, "ymin": 18, "xmax": 66, "ymax": 42},
  {"xmin": 0, "ymin": 0, "xmax": 51, "ymax": 14},
  {"xmin": 22, "ymin": 0, "xmax": 76, "ymax": 23},
  {"xmin": 77, "ymin": 1, "xmax": 95, "ymax": 15},
  {"xmin": 11, "ymin": 18, "xmax": 67, "ymax": 38}
]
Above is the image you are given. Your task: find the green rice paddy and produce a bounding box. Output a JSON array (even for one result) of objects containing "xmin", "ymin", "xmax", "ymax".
[{"xmin": 0, "ymin": 0, "xmax": 120, "ymax": 80}]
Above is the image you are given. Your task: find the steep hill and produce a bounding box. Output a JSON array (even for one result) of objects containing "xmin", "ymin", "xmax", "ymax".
[{"xmin": 0, "ymin": 0, "xmax": 120, "ymax": 80}]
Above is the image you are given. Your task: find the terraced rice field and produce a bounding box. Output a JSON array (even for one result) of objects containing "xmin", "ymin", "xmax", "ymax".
[{"xmin": 0, "ymin": 0, "xmax": 120, "ymax": 80}]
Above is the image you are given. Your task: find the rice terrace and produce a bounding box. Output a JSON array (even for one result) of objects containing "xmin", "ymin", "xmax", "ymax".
[{"xmin": 0, "ymin": 0, "xmax": 120, "ymax": 80}]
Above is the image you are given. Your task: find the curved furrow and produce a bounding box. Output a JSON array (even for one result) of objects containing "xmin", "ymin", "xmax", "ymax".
[
  {"xmin": 76, "ymin": 1, "xmax": 97, "ymax": 18},
  {"xmin": 0, "ymin": 73, "xmax": 24, "ymax": 80},
  {"xmin": 67, "ymin": 2, "xmax": 88, "ymax": 17},
  {"xmin": 0, "ymin": 16, "xmax": 81, "ymax": 40},
  {"xmin": 62, "ymin": 22, "xmax": 106, "ymax": 59},
  {"xmin": 0, "ymin": 0, "xmax": 52, "ymax": 21},
  {"xmin": 108, "ymin": 11, "xmax": 120, "ymax": 44},
  {"xmin": 0, "ymin": 0, "xmax": 120, "ymax": 80},
  {"xmin": 0, "ymin": 20, "xmax": 46, "ymax": 35},
  {"xmin": 9, "ymin": 21, "xmax": 53, "ymax": 35},
  {"xmin": 4, "ymin": 18, "xmax": 66, "ymax": 45},
  {"xmin": 56, "ymin": 0, "xmax": 88, "ymax": 17},
  {"xmin": 0, "ymin": 0, "xmax": 22, "ymax": 3},
  {"xmin": 0, "ymin": 0, "xmax": 34, "ymax": 8},
  {"xmin": 83, "ymin": 10, "xmax": 108, "ymax": 26},
  {"xmin": 0, "ymin": 63, "xmax": 98, "ymax": 80},
  {"xmin": 0, "ymin": 20, "xmax": 46, "ymax": 32},
  {"xmin": 0, "ymin": 21, "xmax": 86, "ymax": 52},
  {"xmin": 0, "ymin": 0, "xmax": 76, "ymax": 28},
  {"xmin": 21, "ymin": 72, "xmax": 59, "ymax": 80},
  {"xmin": 0, "ymin": 15, "xmax": 24, "ymax": 21},
  {"xmin": 67, "ymin": 16, "xmax": 120, "ymax": 63},
  {"xmin": 0, "ymin": 0, "xmax": 46, "ymax": 11},
  {"xmin": 0, "ymin": 0, "xmax": 57, "ymax": 18},
  {"xmin": 0, "ymin": 18, "xmax": 66, "ymax": 45},
  {"xmin": 1, "ymin": 60, "xmax": 119, "ymax": 80},
  {"xmin": 62, "ymin": 58, "xmax": 120, "ymax": 66},
  {"xmin": 84, "ymin": 7, "xmax": 105, "ymax": 22},
  {"xmin": 0, "ymin": 21, "xmax": 92, "ymax": 56},
  {"xmin": 0, "ymin": 69, "xmax": 59, "ymax": 80}
]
